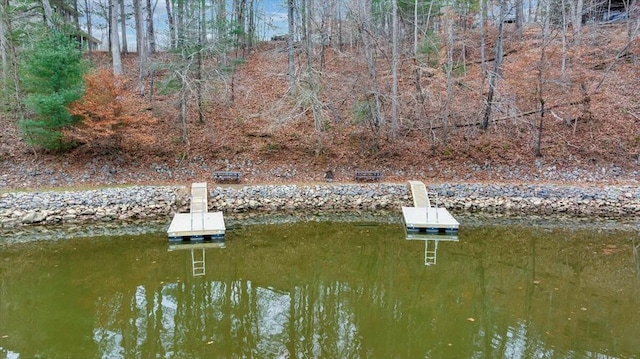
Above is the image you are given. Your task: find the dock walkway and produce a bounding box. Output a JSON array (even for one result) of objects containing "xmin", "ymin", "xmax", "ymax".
[{"xmin": 408, "ymin": 180, "xmax": 430, "ymax": 207}]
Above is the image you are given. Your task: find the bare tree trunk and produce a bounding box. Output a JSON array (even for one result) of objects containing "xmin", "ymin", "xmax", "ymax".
[
  {"xmin": 84, "ymin": 0, "xmax": 94, "ymax": 52},
  {"xmin": 234, "ymin": 0, "xmax": 246, "ymax": 55},
  {"xmin": 73, "ymin": 0, "xmax": 80, "ymax": 29},
  {"xmin": 390, "ymin": 0, "xmax": 399, "ymax": 137},
  {"xmin": 413, "ymin": 0, "xmax": 418, "ymax": 56},
  {"xmin": 287, "ymin": 0, "xmax": 296, "ymax": 96},
  {"xmin": 443, "ymin": 8, "xmax": 454, "ymax": 146},
  {"xmin": 360, "ymin": 0, "xmax": 384, "ymax": 135},
  {"xmin": 305, "ymin": 0, "xmax": 312, "ymax": 71},
  {"xmin": 247, "ymin": 0, "xmax": 255, "ymax": 49},
  {"xmin": 176, "ymin": 0, "xmax": 184, "ymax": 49},
  {"xmin": 0, "ymin": 0, "xmax": 10, "ymax": 109},
  {"xmin": 216, "ymin": 0, "xmax": 226, "ymax": 41},
  {"xmin": 571, "ymin": 0, "xmax": 584, "ymax": 44},
  {"xmin": 166, "ymin": 0, "xmax": 175, "ymax": 50},
  {"xmin": 110, "ymin": 0, "xmax": 124, "ymax": 75},
  {"xmin": 120, "ymin": 0, "xmax": 128, "ymax": 53},
  {"xmin": 0, "ymin": 0, "xmax": 7, "ymax": 83},
  {"xmin": 535, "ymin": 0, "xmax": 552, "ymax": 157},
  {"xmin": 0, "ymin": 0, "xmax": 23, "ymax": 118},
  {"xmin": 133, "ymin": 0, "xmax": 146, "ymax": 95},
  {"xmin": 336, "ymin": 0, "xmax": 343, "ymax": 51},
  {"xmin": 179, "ymin": 79, "xmax": 188, "ymax": 143},
  {"xmin": 412, "ymin": 0, "xmax": 423, "ymax": 104},
  {"xmin": 319, "ymin": 0, "xmax": 328, "ymax": 68},
  {"xmin": 197, "ymin": 0, "xmax": 205, "ymax": 124},
  {"xmin": 133, "ymin": 0, "xmax": 143, "ymax": 54},
  {"xmin": 413, "ymin": 0, "xmax": 434, "ymax": 109},
  {"xmin": 576, "ymin": 0, "xmax": 585, "ymax": 33},
  {"xmin": 535, "ymin": 88, "xmax": 545, "ymax": 157},
  {"xmin": 516, "ymin": 0, "xmax": 524, "ymax": 39},
  {"xmin": 302, "ymin": 0, "xmax": 323, "ymax": 132},
  {"xmin": 626, "ymin": 0, "xmax": 639, "ymax": 49},
  {"xmin": 480, "ymin": 0, "xmax": 487, "ymax": 77},
  {"xmin": 299, "ymin": 0, "xmax": 307, "ymax": 49},
  {"xmin": 41, "ymin": 0, "xmax": 54, "ymax": 28},
  {"xmin": 561, "ymin": 0, "xmax": 568, "ymax": 79},
  {"xmin": 145, "ymin": 0, "xmax": 156, "ymax": 53},
  {"xmin": 482, "ymin": 1, "xmax": 506, "ymax": 130}
]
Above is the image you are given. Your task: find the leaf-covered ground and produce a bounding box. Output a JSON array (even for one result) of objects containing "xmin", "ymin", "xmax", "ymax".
[{"xmin": 1, "ymin": 23, "xmax": 639, "ymax": 189}]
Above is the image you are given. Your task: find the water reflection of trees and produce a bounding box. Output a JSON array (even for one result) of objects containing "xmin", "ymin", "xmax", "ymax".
[
  {"xmin": 2, "ymin": 223, "xmax": 640, "ymax": 358},
  {"xmin": 92, "ymin": 280, "xmax": 365, "ymax": 358}
]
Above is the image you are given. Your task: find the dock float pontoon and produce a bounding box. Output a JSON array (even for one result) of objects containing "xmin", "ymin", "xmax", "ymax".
[
  {"xmin": 167, "ymin": 182, "xmax": 226, "ymax": 241},
  {"xmin": 402, "ymin": 180, "xmax": 459, "ymax": 233}
]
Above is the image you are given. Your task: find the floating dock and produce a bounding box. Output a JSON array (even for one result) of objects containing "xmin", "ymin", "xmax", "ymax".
[
  {"xmin": 167, "ymin": 182, "xmax": 226, "ymax": 241},
  {"xmin": 402, "ymin": 180, "xmax": 459, "ymax": 233}
]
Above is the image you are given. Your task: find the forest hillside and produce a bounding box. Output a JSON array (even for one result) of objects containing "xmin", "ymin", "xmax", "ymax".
[{"xmin": 1, "ymin": 21, "xmax": 639, "ymax": 189}]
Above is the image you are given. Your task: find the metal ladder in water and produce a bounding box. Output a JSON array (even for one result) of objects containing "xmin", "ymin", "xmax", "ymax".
[
  {"xmin": 424, "ymin": 240, "xmax": 438, "ymax": 266},
  {"xmin": 191, "ymin": 248, "xmax": 206, "ymax": 276}
]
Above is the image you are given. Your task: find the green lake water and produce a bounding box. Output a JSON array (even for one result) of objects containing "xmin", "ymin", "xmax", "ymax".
[{"xmin": 1, "ymin": 215, "xmax": 639, "ymax": 358}]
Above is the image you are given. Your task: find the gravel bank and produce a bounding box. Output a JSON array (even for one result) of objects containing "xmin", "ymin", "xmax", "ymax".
[{"xmin": 2, "ymin": 182, "xmax": 640, "ymax": 231}]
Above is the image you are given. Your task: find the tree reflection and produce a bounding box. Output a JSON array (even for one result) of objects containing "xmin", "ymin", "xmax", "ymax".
[
  {"xmin": 90, "ymin": 279, "xmax": 379, "ymax": 358},
  {"xmin": 2, "ymin": 222, "xmax": 639, "ymax": 358}
]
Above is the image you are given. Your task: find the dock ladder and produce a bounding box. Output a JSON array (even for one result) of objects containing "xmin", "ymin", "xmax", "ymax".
[
  {"xmin": 191, "ymin": 248, "xmax": 206, "ymax": 276},
  {"xmin": 424, "ymin": 240, "xmax": 438, "ymax": 266}
]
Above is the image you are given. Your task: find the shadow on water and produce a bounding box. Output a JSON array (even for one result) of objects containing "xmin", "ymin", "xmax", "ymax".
[{"xmin": 1, "ymin": 212, "xmax": 639, "ymax": 358}]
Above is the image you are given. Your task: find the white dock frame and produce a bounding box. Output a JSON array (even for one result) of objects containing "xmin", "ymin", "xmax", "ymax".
[
  {"xmin": 402, "ymin": 180, "xmax": 459, "ymax": 233},
  {"xmin": 167, "ymin": 182, "xmax": 226, "ymax": 241}
]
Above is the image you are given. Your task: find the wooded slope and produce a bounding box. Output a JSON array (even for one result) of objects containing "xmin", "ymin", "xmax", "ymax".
[{"xmin": 1, "ymin": 22, "xmax": 638, "ymax": 186}]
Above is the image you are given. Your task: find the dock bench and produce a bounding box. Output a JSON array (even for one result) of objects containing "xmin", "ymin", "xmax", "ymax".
[
  {"xmin": 354, "ymin": 171, "xmax": 383, "ymax": 182},
  {"xmin": 213, "ymin": 171, "xmax": 241, "ymax": 183}
]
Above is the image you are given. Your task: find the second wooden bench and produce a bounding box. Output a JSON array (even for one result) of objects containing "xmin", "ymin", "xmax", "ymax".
[
  {"xmin": 213, "ymin": 171, "xmax": 241, "ymax": 183},
  {"xmin": 354, "ymin": 171, "xmax": 383, "ymax": 182}
]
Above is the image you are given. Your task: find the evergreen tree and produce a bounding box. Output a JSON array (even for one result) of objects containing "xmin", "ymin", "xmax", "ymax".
[{"xmin": 19, "ymin": 29, "xmax": 87, "ymax": 150}]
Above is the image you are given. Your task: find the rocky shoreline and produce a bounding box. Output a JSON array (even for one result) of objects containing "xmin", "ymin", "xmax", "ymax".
[{"xmin": 2, "ymin": 182, "xmax": 640, "ymax": 231}]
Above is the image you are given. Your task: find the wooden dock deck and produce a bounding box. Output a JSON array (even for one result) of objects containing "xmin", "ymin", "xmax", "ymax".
[
  {"xmin": 403, "ymin": 180, "xmax": 459, "ymax": 233},
  {"xmin": 167, "ymin": 182, "xmax": 226, "ymax": 241}
]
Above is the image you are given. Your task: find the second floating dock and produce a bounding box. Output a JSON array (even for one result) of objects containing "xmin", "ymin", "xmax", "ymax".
[{"xmin": 402, "ymin": 180, "xmax": 459, "ymax": 233}]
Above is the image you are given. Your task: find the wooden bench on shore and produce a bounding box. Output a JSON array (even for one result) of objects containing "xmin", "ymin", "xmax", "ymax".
[
  {"xmin": 213, "ymin": 171, "xmax": 241, "ymax": 183},
  {"xmin": 354, "ymin": 170, "xmax": 383, "ymax": 182}
]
